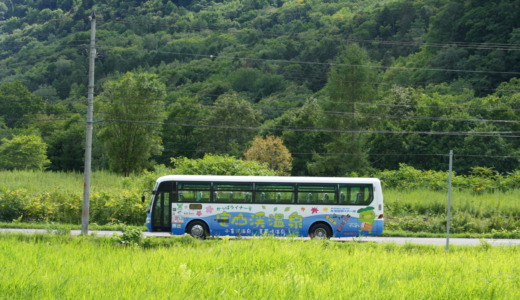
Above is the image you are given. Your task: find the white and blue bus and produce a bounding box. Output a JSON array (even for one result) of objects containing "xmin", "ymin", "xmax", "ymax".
[{"xmin": 146, "ymin": 175, "xmax": 384, "ymax": 239}]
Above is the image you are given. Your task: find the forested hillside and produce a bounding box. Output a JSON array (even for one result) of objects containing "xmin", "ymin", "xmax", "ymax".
[{"xmin": 1, "ymin": 0, "xmax": 519, "ymax": 176}]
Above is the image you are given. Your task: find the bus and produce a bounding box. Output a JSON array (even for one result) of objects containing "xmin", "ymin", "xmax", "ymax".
[{"xmin": 145, "ymin": 175, "xmax": 384, "ymax": 239}]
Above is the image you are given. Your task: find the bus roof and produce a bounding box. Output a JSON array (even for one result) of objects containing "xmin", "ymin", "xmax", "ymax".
[{"xmin": 156, "ymin": 175, "xmax": 380, "ymax": 185}]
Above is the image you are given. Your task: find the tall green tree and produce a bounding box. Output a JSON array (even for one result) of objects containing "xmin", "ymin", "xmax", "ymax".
[
  {"xmin": 268, "ymin": 97, "xmax": 327, "ymax": 176},
  {"xmin": 195, "ymin": 92, "xmax": 262, "ymax": 157},
  {"xmin": 157, "ymin": 96, "xmax": 208, "ymax": 163},
  {"xmin": 308, "ymin": 44, "xmax": 378, "ymax": 176},
  {"xmin": 98, "ymin": 72, "xmax": 166, "ymax": 175}
]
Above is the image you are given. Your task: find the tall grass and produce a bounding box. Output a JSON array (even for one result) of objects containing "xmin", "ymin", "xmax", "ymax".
[
  {"xmin": 384, "ymin": 189, "xmax": 520, "ymax": 234},
  {"xmin": 385, "ymin": 189, "xmax": 520, "ymax": 217},
  {"xmin": 0, "ymin": 170, "xmax": 135, "ymax": 193},
  {"xmin": 0, "ymin": 234, "xmax": 518, "ymax": 299}
]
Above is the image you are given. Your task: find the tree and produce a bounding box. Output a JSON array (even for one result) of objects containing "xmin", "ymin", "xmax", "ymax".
[
  {"xmin": 171, "ymin": 154, "xmax": 277, "ymax": 176},
  {"xmin": 0, "ymin": 81, "xmax": 44, "ymax": 128},
  {"xmin": 45, "ymin": 121, "xmax": 86, "ymax": 171},
  {"xmin": 0, "ymin": 135, "xmax": 50, "ymax": 170},
  {"xmin": 244, "ymin": 136, "xmax": 293, "ymax": 175},
  {"xmin": 308, "ymin": 44, "xmax": 378, "ymax": 176},
  {"xmin": 98, "ymin": 72, "xmax": 166, "ymax": 175},
  {"xmin": 196, "ymin": 92, "xmax": 262, "ymax": 157},
  {"xmin": 156, "ymin": 96, "xmax": 208, "ymax": 164},
  {"xmin": 263, "ymin": 96, "xmax": 329, "ymax": 175}
]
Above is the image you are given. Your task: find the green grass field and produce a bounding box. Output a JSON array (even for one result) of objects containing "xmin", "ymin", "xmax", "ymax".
[{"xmin": 0, "ymin": 233, "xmax": 518, "ymax": 299}]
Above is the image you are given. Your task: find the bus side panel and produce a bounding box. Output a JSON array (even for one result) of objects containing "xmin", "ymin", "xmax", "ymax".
[{"xmin": 170, "ymin": 204, "xmax": 384, "ymax": 237}]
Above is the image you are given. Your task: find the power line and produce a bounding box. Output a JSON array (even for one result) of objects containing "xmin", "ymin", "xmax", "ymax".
[
  {"xmin": 8, "ymin": 117, "xmax": 519, "ymax": 137},
  {"xmin": 165, "ymin": 148, "xmax": 519, "ymax": 159},
  {"xmin": 100, "ymin": 118, "xmax": 520, "ymax": 138}
]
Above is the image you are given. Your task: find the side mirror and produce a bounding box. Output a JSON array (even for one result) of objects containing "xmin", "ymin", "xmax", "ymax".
[{"xmin": 141, "ymin": 195, "xmax": 146, "ymax": 203}]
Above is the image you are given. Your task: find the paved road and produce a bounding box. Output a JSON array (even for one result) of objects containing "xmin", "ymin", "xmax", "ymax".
[{"xmin": 2, "ymin": 228, "xmax": 519, "ymax": 246}]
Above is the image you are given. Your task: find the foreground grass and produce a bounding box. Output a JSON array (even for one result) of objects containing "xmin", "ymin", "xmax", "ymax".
[{"xmin": 0, "ymin": 234, "xmax": 518, "ymax": 299}]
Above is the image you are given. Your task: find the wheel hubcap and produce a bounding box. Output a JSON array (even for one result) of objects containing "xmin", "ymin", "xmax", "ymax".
[
  {"xmin": 315, "ymin": 228, "xmax": 327, "ymax": 239},
  {"xmin": 191, "ymin": 224, "xmax": 204, "ymax": 237}
]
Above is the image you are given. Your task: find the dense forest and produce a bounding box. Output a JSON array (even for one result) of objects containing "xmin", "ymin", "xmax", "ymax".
[{"xmin": 0, "ymin": 0, "xmax": 519, "ymax": 176}]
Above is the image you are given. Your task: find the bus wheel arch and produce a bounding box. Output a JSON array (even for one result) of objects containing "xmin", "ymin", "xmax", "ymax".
[
  {"xmin": 186, "ymin": 220, "xmax": 210, "ymax": 239},
  {"xmin": 309, "ymin": 222, "xmax": 332, "ymax": 239}
]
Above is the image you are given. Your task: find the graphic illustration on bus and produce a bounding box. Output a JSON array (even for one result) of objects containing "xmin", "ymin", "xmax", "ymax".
[{"xmin": 145, "ymin": 175, "xmax": 384, "ymax": 239}]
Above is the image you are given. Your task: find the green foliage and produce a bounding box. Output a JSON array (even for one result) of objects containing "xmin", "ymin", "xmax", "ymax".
[
  {"xmin": 0, "ymin": 135, "xmax": 50, "ymax": 170},
  {"xmin": 0, "ymin": 81, "xmax": 43, "ymax": 128},
  {"xmin": 157, "ymin": 96, "xmax": 208, "ymax": 164},
  {"xmin": 171, "ymin": 154, "xmax": 277, "ymax": 176},
  {"xmin": 309, "ymin": 44, "xmax": 378, "ymax": 176},
  {"xmin": 195, "ymin": 93, "xmax": 262, "ymax": 157},
  {"xmin": 116, "ymin": 226, "xmax": 144, "ymax": 247},
  {"xmin": 98, "ymin": 72, "xmax": 167, "ymax": 175},
  {"xmin": 377, "ymin": 164, "xmax": 520, "ymax": 193},
  {"xmin": 1, "ymin": 0, "xmax": 520, "ymax": 176},
  {"xmin": 0, "ymin": 188, "xmax": 146, "ymax": 225},
  {"xmin": 229, "ymin": 68, "xmax": 287, "ymax": 101}
]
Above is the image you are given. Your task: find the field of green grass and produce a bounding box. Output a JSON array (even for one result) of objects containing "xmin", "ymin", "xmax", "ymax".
[{"xmin": 0, "ymin": 233, "xmax": 518, "ymax": 299}]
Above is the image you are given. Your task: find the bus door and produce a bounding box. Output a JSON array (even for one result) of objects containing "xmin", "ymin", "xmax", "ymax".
[{"xmin": 151, "ymin": 181, "xmax": 176, "ymax": 232}]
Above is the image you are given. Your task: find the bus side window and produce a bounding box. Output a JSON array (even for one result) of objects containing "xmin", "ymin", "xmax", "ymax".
[{"xmin": 340, "ymin": 192, "xmax": 346, "ymax": 204}]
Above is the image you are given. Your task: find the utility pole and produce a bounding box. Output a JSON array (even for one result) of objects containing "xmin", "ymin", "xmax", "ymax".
[
  {"xmin": 446, "ymin": 150, "xmax": 453, "ymax": 251},
  {"xmin": 82, "ymin": 11, "xmax": 96, "ymax": 235}
]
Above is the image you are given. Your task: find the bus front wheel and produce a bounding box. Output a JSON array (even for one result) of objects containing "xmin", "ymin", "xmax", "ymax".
[
  {"xmin": 187, "ymin": 221, "xmax": 209, "ymax": 239},
  {"xmin": 309, "ymin": 223, "xmax": 332, "ymax": 239}
]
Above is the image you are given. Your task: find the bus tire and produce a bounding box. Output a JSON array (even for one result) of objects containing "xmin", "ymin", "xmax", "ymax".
[
  {"xmin": 309, "ymin": 223, "xmax": 332, "ymax": 239},
  {"xmin": 187, "ymin": 221, "xmax": 209, "ymax": 239}
]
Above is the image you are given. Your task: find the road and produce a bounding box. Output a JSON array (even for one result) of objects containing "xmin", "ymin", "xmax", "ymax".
[{"xmin": 1, "ymin": 228, "xmax": 519, "ymax": 246}]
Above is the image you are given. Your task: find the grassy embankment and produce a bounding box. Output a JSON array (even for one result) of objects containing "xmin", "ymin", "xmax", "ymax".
[{"xmin": 0, "ymin": 233, "xmax": 518, "ymax": 299}]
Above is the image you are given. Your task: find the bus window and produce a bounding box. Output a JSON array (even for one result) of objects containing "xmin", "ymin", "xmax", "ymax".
[
  {"xmin": 178, "ymin": 182, "xmax": 211, "ymax": 203},
  {"xmin": 297, "ymin": 185, "xmax": 337, "ymax": 204},
  {"xmin": 255, "ymin": 184, "xmax": 294, "ymax": 204},
  {"xmin": 339, "ymin": 185, "xmax": 373, "ymax": 205},
  {"xmin": 214, "ymin": 183, "xmax": 253, "ymax": 203}
]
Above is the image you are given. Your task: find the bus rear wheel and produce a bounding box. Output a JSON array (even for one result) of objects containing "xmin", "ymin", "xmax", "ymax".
[
  {"xmin": 187, "ymin": 221, "xmax": 208, "ymax": 239},
  {"xmin": 309, "ymin": 223, "xmax": 332, "ymax": 239}
]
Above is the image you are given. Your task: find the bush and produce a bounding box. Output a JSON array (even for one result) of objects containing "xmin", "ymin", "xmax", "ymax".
[{"xmin": 0, "ymin": 189, "xmax": 145, "ymax": 225}]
